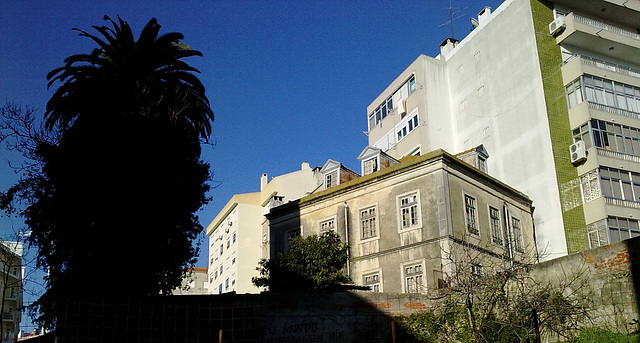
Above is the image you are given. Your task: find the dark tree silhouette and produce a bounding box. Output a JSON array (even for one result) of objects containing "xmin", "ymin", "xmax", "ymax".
[{"xmin": 24, "ymin": 16, "xmax": 213, "ymax": 327}]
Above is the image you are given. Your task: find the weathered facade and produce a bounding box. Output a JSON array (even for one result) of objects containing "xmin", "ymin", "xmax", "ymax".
[{"xmin": 268, "ymin": 149, "xmax": 536, "ymax": 294}]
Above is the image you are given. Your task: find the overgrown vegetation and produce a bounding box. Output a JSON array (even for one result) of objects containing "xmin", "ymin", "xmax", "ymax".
[
  {"xmin": 393, "ymin": 238, "xmax": 593, "ymax": 342},
  {"xmin": 252, "ymin": 231, "xmax": 357, "ymax": 292}
]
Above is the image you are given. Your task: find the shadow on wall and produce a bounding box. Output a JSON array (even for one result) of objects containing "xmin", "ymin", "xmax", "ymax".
[{"xmin": 28, "ymin": 292, "xmax": 420, "ymax": 342}]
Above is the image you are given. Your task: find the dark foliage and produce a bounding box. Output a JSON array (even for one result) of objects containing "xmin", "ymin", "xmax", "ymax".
[
  {"xmin": 252, "ymin": 231, "xmax": 356, "ymax": 292},
  {"xmin": 18, "ymin": 16, "xmax": 213, "ymax": 327}
]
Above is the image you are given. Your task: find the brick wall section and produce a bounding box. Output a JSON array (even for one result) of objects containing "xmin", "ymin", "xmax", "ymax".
[
  {"xmin": 528, "ymin": 235, "xmax": 640, "ymax": 333},
  {"xmin": 530, "ymin": 0, "xmax": 589, "ymax": 252}
]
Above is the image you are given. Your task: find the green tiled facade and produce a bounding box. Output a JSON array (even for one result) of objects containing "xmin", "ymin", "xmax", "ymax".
[{"xmin": 530, "ymin": 0, "xmax": 589, "ymax": 253}]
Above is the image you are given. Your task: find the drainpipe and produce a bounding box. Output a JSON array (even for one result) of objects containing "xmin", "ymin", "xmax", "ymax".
[
  {"xmin": 503, "ymin": 203, "xmax": 514, "ymax": 267},
  {"xmin": 531, "ymin": 206, "xmax": 540, "ymax": 263},
  {"xmin": 344, "ymin": 202, "xmax": 350, "ymax": 278}
]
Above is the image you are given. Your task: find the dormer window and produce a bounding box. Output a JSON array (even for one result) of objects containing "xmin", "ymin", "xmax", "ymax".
[
  {"xmin": 363, "ymin": 157, "xmax": 378, "ymax": 174},
  {"xmin": 325, "ymin": 171, "xmax": 337, "ymax": 188},
  {"xmin": 357, "ymin": 146, "xmax": 399, "ymax": 176}
]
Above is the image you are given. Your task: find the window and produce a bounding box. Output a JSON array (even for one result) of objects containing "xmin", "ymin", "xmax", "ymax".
[
  {"xmin": 218, "ymin": 284, "xmax": 222, "ymax": 294},
  {"xmin": 587, "ymin": 219, "xmax": 608, "ymax": 248},
  {"xmin": 227, "ymin": 240, "xmax": 230, "ymax": 249},
  {"xmin": 575, "ymin": 119, "xmax": 640, "ymax": 156},
  {"xmin": 368, "ymin": 75, "xmax": 415, "ymax": 130},
  {"xmin": 210, "ymin": 257, "xmax": 214, "ymax": 266},
  {"xmin": 363, "ymin": 157, "xmax": 378, "ymax": 174},
  {"xmin": 360, "ymin": 206, "xmax": 377, "ymax": 239},
  {"xmin": 566, "ymin": 75, "xmax": 640, "ymax": 112},
  {"xmin": 511, "ymin": 217, "xmax": 524, "ymax": 253},
  {"xmin": 404, "ymin": 263, "xmax": 424, "ymax": 293},
  {"xmin": 607, "ymin": 216, "xmax": 640, "ymax": 243},
  {"xmin": 489, "ymin": 207, "xmax": 502, "ymax": 244},
  {"xmin": 220, "ymin": 244, "xmax": 223, "ymax": 255},
  {"xmin": 286, "ymin": 228, "xmax": 301, "ymax": 253},
  {"xmin": 465, "ymin": 195, "xmax": 478, "ymax": 235},
  {"xmin": 399, "ymin": 192, "xmax": 420, "ymax": 229},
  {"xmin": 599, "ymin": 167, "xmax": 640, "ymax": 202},
  {"xmin": 233, "ymin": 232, "xmax": 236, "ymax": 243},
  {"xmin": 408, "ymin": 75, "xmax": 416, "ymax": 94},
  {"xmin": 225, "ymin": 278, "xmax": 229, "ymax": 290},
  {"xmin": 396, "ymin": 114, "xmax": 419, "ymax": 142},
  {"xmin": 325, "ymin": 171, "xmax": 337, "ymax": 188},
  {"xmin": 214, "ymin": 270, "xmax": 218, "ymax": 279},
  {"xmin": 320, "ymin": 219, "xmax": 335, "ymax": 232},
  {"xmin": 471, "ymin": 263, "xmax": 482, "ymax": 277},
  {"xmin": 232, "ymin": 257, "xmax": 236, "ymax": 265},
  {"xmin": 220, "ymin": 265, "xmax": 223, "ymax": 275},
  {"xmin": 363, "ymin": 272, "xmax": 381, "ymax": 292}
]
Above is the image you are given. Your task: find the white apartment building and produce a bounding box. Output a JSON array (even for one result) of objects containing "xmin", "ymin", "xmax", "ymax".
[
  {"xmin": 205, "ymin": 162, "xmax": 321, "ymax": 294},
  {"xmin": 0, "ymin": 241, "xmax": 22, "ymax": 343},
  {"xmin": 366, "ymin": 0, "xmax": 640, "ymax": 260}
]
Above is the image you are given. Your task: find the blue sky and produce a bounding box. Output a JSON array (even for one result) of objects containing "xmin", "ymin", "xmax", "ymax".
[{"xmin": 1, "ymin": 0, "xmax": 503, "ymax": 331}]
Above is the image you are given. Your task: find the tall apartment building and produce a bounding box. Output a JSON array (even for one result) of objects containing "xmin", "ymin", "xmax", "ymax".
[
  {"xmin": 366, "ymin": 0, "xmax": 640, "ymax": 260},
  {"xmin": 0, "ymin": 241, "xmax": 22, "ymax": 343},
  {"xmin": 205, "ymin": 162, "xmax": 321, "ymax": 294}
]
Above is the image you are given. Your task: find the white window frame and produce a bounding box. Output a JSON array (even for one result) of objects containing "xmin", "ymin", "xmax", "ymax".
[
  {"xmin": 402, "ymin": 260, "xmax": 426, "ymax": 294},
  {"xmin": 464, "ymin": 194, "xmax": 479, "ymax": 236},
  {"xmin": 285, "ymin": 228, "xmax": 301, "ymax": 253},
  {"xmin": 488, "ymin": 206, "xmax": 502, "ymax": 245},
  {"xmin": 363, "ymin": 156, "xmax": 379, "ymax": 175},
  {"xmin": 363, "ymin": 270, "xmax": 382, "ymax": 292},
  {"xmin": 319, "ymin": 217, "xmax": 336, "ymax": 233},
  {"xmin": 511, "ymin": 216, "xmax": 524, "ymax": 253},
  {"xmin": 397, "ymin": 190, "xmax": 422, "ymax": 231},
  {"xmin": 359, "ymin": 205, "xmax": 379, "ymax": 241}
]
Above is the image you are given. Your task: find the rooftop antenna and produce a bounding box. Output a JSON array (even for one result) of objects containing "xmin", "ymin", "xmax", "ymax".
[{"xmin": 438, "ymin": 0, "xmax": 467, "ymax": 39}]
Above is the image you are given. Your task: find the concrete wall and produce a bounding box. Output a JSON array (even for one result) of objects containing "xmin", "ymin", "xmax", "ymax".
[{"xmin": 527, "ymin": 235, "xmax": 640, "ymax": 333}]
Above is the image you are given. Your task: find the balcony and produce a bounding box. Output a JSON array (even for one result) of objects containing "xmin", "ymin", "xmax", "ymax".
[
  {"xmin": 553, "ymin": 13, "xmax": 640, "ymax": 64},
  {"xmin": 562, "ymin": 54, "xmax": 640, "ymax": 87},
  {"xmin": 604, "ymin": 197, "xmax": 640, "ymax": 209}
]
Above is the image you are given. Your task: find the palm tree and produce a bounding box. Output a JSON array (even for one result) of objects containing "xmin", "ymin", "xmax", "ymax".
[
  {"xmin": 45, "ymin": 16, "xmax": 214, "ymax": 139},
  {"xmin": 28, "ymin": 17, "xmax": 213, "ymax": 328}
]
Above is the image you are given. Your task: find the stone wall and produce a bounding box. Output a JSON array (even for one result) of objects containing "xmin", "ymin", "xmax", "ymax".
[{"xmin": 526, "ymin": 236, "xmax": 640, "ymax": 334}]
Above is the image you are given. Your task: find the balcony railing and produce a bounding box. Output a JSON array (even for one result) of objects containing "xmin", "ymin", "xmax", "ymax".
[
  {"xmin": 596, "ymin": 148, "xmax": 640, "ymax": 163},
  {"xmin": 580, "ymin": 55, "xmax": 640, "ymax": 79},
  {"xmin": 588, "ymin": 101, "xmax": 640, "ymax": 120},
  {"xmin": 572, "ymin": 13, "xmax": 640, "ymax": 40},
  {"xmin": 604, "ymin": 197, "xmax": 640, "ymax": 209}
]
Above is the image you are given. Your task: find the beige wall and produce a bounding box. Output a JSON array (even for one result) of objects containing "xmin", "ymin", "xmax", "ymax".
[{"xmin": 268, "ymin": 151, "xmax": 534, "ymax": 294}]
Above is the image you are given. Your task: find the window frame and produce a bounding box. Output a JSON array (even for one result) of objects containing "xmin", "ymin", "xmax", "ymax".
[
  {"xmin": 362, "ymin": 271, "xmax": 382, "ymax": 292},
  {"xmin": 511, "ymin": 216, "xmax": 524, "ymax": 253},
  {"xmin": 402, "ymin": 261, "xmax": 426, "ymax": 294},
  {"xmin": 464, "ymin": 194, "xmax": 479, "ymax": 236},
  {"xmin": 319, "ymin": 217, "xmax": 336, "ymax": 233},
  {"xmin": 359, "ymin": 205, "xmax": 379, "ymax": 241},
  {"xmin": 397, "ymin": 190, "xmax": 422, "ymax": 231},
  {"xmin": 488, "ymin": 206, "xmax": 503, "ymax": 245}
]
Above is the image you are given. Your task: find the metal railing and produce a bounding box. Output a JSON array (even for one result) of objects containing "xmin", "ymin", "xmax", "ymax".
[
  {"xmin": 588, "ymin": 102, "xmax": 640, "ymax": 120},
  {"xmin": 572, "ymin": 13, "xmax": 640, "ymax": 40},
  {"xmin": 604, "ymin": 197, "xmax": 640, "ymax": 209},
  {"xmin": 596, "ymin": 148, "xmax": 640, "ymax": 163},
  {"xmin": 580, "ymin": 55, "xmax": 640, "ymax": 79}
]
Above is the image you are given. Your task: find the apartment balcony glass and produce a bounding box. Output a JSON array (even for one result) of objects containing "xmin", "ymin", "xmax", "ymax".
[
  {"xmin": 566, "ymin": 75, "xmax": 640, "ymax": 117},
  {"xmin": 553, "ymin": 13, "xmax": 640, "ymax": 64}
]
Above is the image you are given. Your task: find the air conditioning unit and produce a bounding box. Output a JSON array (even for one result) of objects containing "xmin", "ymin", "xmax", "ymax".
[
  {"xmin": 569, "ymin": 141, "xmax": 587, "ymax": 165},
  {"xmin": 549, "ymin": 16, "xmax": 566, "ymax": 37}
]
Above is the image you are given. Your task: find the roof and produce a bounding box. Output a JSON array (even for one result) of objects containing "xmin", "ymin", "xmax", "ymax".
[
  {"xmin": 205, "ymin": 192, "xmax": 261, "ymax": 235},
  {"xmin": 268, "ymin": 149, "xmax": 531, "ymax": 216}
]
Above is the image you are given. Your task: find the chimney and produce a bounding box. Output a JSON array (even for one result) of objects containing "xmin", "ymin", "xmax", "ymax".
[
  {"xmin": 260, "ymin": 173, "xmax": 268, "ymax": 191},
  {"xmin": 477, "ymin": 7, "xmax": 491, "ymax": 26},
  {"xmin": 301, "ymin": 161, "xmax": 310, "ymax": 170},
  {"xmin": 439, "ymin": 37, "xmax": 459, "ymax": 58}
]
